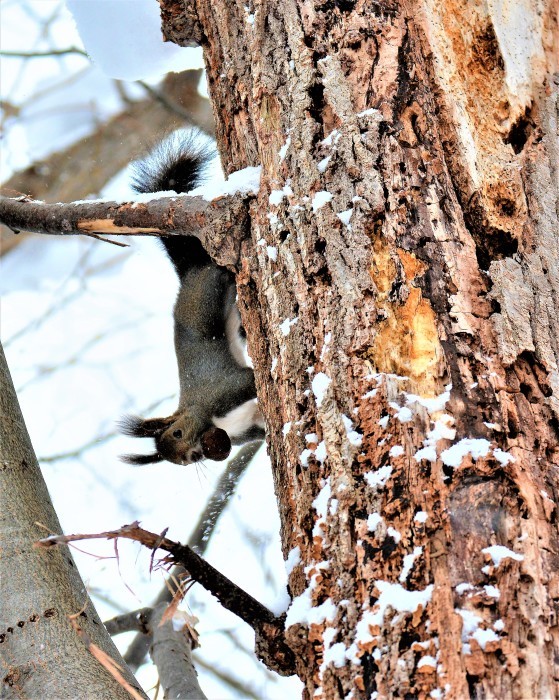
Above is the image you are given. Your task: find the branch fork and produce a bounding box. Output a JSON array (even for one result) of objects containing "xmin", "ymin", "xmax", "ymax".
[{"xmin": 38, "ymin": 521, "xmax": 296, "ymax": 675}]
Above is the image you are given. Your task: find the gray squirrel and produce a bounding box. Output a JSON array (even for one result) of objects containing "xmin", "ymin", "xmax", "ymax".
[{"xmin": 120, "ymin": 133, "xmax": 264, "ymax": 466}]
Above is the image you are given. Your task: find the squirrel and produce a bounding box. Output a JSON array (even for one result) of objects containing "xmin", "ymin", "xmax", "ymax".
[{"xmin": 120, "ymin": 131, "xmax": 265, "ymax": 466}]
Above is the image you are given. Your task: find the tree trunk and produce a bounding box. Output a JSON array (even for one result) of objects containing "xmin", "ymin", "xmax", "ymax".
[
  {"xmin": 161, "ymin": 0, "xmax": 559, "ymax": 697},
  {"xmin": 0, "ymin": 343, "xmax": 146, "ymax": 699}
]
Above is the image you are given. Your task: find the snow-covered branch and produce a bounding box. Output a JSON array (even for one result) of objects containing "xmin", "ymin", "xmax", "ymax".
[{"xmin": 0, "ymin": 191, "xmax": 251, "ymax": 267}]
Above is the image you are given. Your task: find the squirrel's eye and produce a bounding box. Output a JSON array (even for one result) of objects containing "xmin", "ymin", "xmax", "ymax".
[{"xmin": 173, "ymin": 429, "xmax": 182, "ymax": 439}]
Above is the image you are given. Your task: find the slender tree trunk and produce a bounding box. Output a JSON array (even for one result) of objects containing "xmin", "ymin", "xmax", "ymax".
[
  {"xmin": 161, "ymin": 0, "xmax": 559, "ymax": 697},
  {"xmin": 0, "ymin": 343, "xmax": 146, "ymax": 699}
]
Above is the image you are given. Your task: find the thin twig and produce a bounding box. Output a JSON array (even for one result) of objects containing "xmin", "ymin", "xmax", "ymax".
[
  {"xmin": 81, "ymin": 231, "xmax": 130, "ymax": 247},
  {"xmin": 0, "ymin": 47, "xmax": 88, "ymax": 58}
]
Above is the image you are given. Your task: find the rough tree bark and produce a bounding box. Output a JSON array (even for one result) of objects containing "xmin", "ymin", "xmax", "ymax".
[
  {"xmin": 159, "ymin": 0, "xmax": 558, "ymax": 698},
  {"xmin": 0, "ymin": 343, "xmax": 146, "ymax": 699},
  {"xmin": 1, "ymin": 0, "xmax": 557, "ymax": 698}
]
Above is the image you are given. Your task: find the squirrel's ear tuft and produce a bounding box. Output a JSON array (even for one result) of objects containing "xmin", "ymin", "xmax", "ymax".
[
  {"xmin": 120, "ymin": 452, "xmax": 164, "ymax": 466},
  {"xmin": 118, "ymin": 415, "xmax": 172, "ymax": 437}
]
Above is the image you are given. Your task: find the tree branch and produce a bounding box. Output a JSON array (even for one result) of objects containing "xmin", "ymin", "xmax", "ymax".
[
  {"xmin": 38, "ymin": 521, "xmax": 296, "ymax": 675},
  {"xmin": 149, "ymin": 603, "xmax": 207, "ymax": 700},
  {"xmin": 0, "ymin": 193, "xmax": 250, "ymax": 268},
  {"xmin": 0, "ymin": 47, "xmax": 89, "ymax": 58},
  {"xmin": 122, "ymin": 440, "xmax": 262, "ymax": 670},
  {"xmin": 104, "ymin": 608, "xmax": 153, "ymax": 636}
]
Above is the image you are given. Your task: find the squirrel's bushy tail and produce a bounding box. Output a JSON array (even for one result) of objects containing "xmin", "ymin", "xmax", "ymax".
[{"xmin": 131, "ymin": 129, "xmax": 215, "ymax": 276}]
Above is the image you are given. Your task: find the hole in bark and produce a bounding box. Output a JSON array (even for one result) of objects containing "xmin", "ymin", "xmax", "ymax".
[
  {"xmin": 489, "ymin": 298, "xmax": 501, "ymax": 314},
  {"xmin": 398, "ymin": 630, "xmax": 420, "ymax": 651},
  {"xmin": 0, "ymin": 635, "xmax": 5, "ymax": 644},
  {"xmin": 472, "ymin": 23, "xmax": 504, "ymax": 72},
  {"xmin": 520, "ymin": 382, "xmax": 537, "ymax": 403},
  {"xmin": 466, "ymin": 674, "xmax": 480, "ymax": 698},
  {"xmin": 16, "ymin": 621, "xmax": 24, "ymax": 628},
  {"xmin": 279, "ymin": 230, "xmax": 289, "ymax": 243},
  {"xmin": 381, "ymin": 536, "xmax": 398, "ymax": 557},
  {"xmin": 335, "ymin": 0, "xmax": 357, "ymax": 11},
  {"xmin": 43, "ymin": 609, "xmax": 57, "ymax": 618},
  {"xmin": 315, "ymin": 238, "xmax": 326, "ymax": 255},
  {"xmin": 497, "ymin": 198, "xmax": 515, "ymax": 217},
  {"xmin": 478, "ymin": 229, "xmax": 517, "ymax": 270},
  {"xmin": 464, "ymin": 197, "xmax": 519, "ymax": 270},
  {"xmin": 442, "ymin": 464, "xmax": 455, "ymax": 481},
  {"xmin": 307, "ymin": 82, "xmax": 325, "ymax": 123},
  {"xmin": 507, "ymin": 414, "xmax": 519, "ymax": 438},
  {"xmin": 504, "ymin": 110, "xmax": 533, "ymax": 154},
  {"xmin": 360, "ymin": 652, "xmax": 378, "ymax": 696}
]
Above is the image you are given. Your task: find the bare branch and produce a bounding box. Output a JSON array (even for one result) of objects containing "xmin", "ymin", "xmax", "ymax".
[
  {"xmin": 122, "ymin": 441, "xmax": 262, "ymax": 670},
  {"xmin": 104, "ymin": 608, "xmax": 153, "ymax": 636},
  {"xmin": 0, "ymin": 47, "xmax": 88, "ymax": 58},
  {"xmin": 0, "ymin": 193, "xmax": 250, "ymax": 268},
  {"xmin": 149, "ymin": 603, "xmax": 207, "ymax": 700},
  {"xmin": 39, "ymin": 522, "xmax": 277, "ymax": 627},
  {"xmin": 39, "ymin": 521, "xmax": 296, "ymax": 675}
]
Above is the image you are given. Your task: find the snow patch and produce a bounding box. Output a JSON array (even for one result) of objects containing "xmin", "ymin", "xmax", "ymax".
[
  {"xmin": 67, "ymin": 0, "xmax": 203, "ymax": 81},
  {"xmin": 367, "ymin": 513, "xmax": 383, "ymax": 533},
  {"xmin": 279, "ymin": 136, "xmax": 291, "ymax": 162},
  {"xmin": 399, "ymin": 546, "xmax": 423, "ymax": 582},
  {"xmin": 364, "ymin": 465, "xmax": 393, "ymax": 490},
  {"xmin": 269, "ymin": 183, "xmax": 293, "ymax": 205},
  {"xmin": 279, "ymin": 317, "xmax": 298, "ymax": 336},
  {"xmin": 482, "ymin": 545, "xmax": 524, "ymax": 567},
  {"xmin": 312, "ymin": 373, "xmax": 331, "ymax": 408},
  {"xmin": 440, "ymin": 438, "xmax": 491, "ymax": 468},
  {"xmin": 285, "ymin": 546, "xmax": 301, "ymax": 575},
  {"xmin": 189, "ymin": 166, "xmax": 262, "ymax": 201},
  {"xmin": 342, "ymin": 414, "xmax": 363, "ymax": 447},
  {"xmin": 311, "ymin": 191, "xmax": 333, "ymax": 211}
]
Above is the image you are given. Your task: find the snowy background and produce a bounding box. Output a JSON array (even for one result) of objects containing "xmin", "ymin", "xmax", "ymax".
[{"xmin": 1, "ymin": 1, "xmax": 302, "ymax": 697}]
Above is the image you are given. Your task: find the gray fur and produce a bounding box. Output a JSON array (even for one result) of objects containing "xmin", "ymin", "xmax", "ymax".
[{"xmin": 120, "ymin": 132, "xmax": 264, "ymax": 466}]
